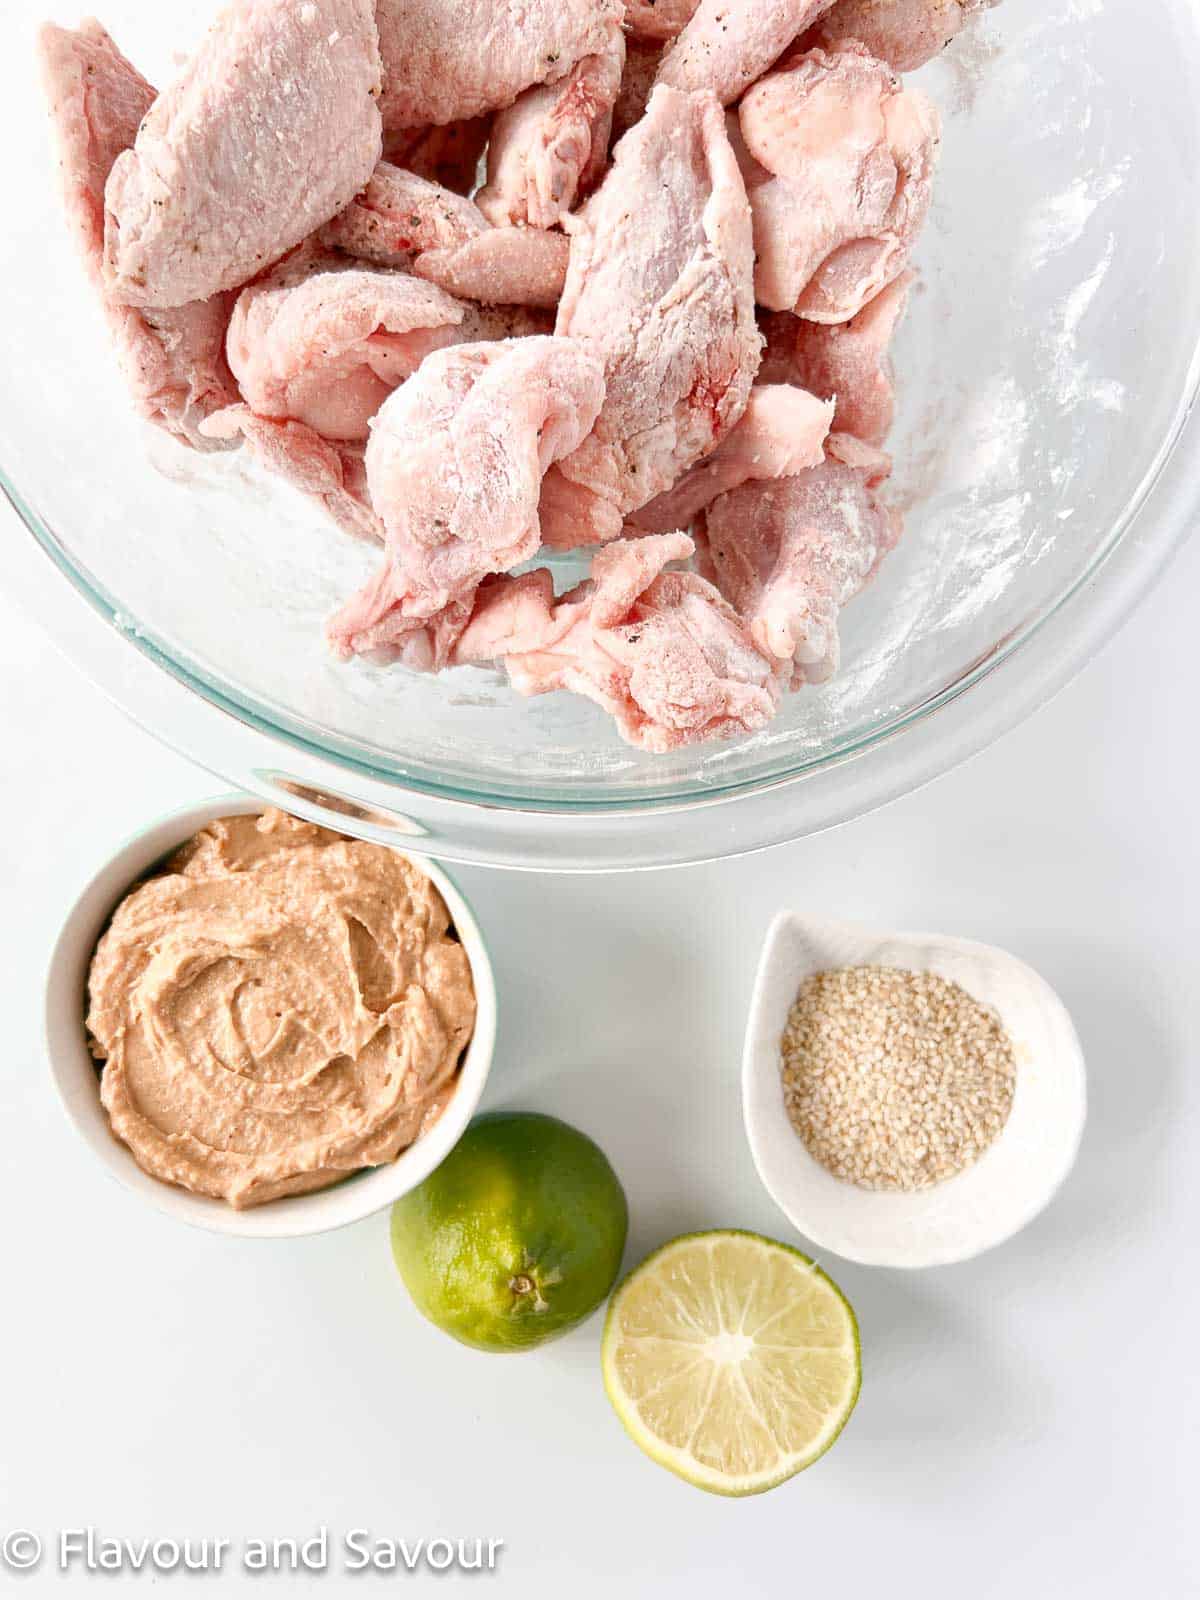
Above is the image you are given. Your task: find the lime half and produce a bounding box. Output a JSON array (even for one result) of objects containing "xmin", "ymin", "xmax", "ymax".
[{"xmin": 601, "ymin": 1230, "xmax": 860, "ymax": 1495}]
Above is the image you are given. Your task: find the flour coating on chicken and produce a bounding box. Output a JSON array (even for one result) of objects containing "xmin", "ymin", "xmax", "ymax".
[
  {"xmin": 37, "ymin": 0, "xmax": 965, "ymax": 754},
  {"xmin": 323, "ymin": 164, "xmax": 486, "ymax": 268},
  {"xmin": 104, "ymin": 0, "xmax": 383, "ymax": 308},
  {"xmin": 37, "ymin": 20, "xmax": 238, "ymax": 450},
  {"xmin": 327, "ymin": 337, "xmax": 605, "ymax": 661},
  {"xmin": 375, "ymin": 0, "xmax": 623, "ymax": 128},
  {"xmin": 790, "ymin": 273, "xmax": 913, "ymax": 445},
  {"xmin": 539, "ymin": 84, "xmax": 759, "ymax": 548},
  {"xmin": 808, "ymin": 0, "xmax": 988, "ymax": 73},
  {"xmin": 656, "ymin": 0, "xmax": 837, "ymax": 105},
  {"xmin": 702, "ymin": 434, "xmax": 901, "ymax": 681},
  {"xmin": 227, "ymin": 253, "xmax": 469, "ymax": 441},
  {"xmin": 737, "ymin": 43, "xmax": 940, "ymax": 320},
  {"xmin": 477, "ymin": 24, "xmax": 625, "ymax": 230},
  {"xmin": 631, "ymin": 385, "xmax": 834, "ymax": 533},
  {"xmin": 501, "ymin": 535, "xmax": 782, "ymax": 750},
  {"xmin": 413, "ymin": 229, "xmax": 570, "ymax": 310}
]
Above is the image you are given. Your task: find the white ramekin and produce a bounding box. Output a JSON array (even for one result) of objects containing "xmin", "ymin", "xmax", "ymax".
[
  {"xmin": 43, "ymin": 795, "xmax": 498, "ymax": 1239},
  {"xmin": 742, "ymin": 913, "xmax": 1087, "ymax": 1268}
]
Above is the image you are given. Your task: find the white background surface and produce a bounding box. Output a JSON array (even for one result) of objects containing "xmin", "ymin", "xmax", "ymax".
[{"xmin": 1, "ymin": 525, "xmax": 1197, "ymax": 1596}]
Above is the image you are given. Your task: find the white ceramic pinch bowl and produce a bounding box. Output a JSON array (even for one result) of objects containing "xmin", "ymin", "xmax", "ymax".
[
  {"xmin": 742, "ymin": 914, "xmax": 1086, "ymax": 1268},
  {"xmin": 44, "ymin": 795, "xmax": 498, "ymax": 1239}
]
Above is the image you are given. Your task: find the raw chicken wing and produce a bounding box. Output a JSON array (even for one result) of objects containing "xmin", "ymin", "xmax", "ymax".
[
  {"xmin": 489, "ymin": 533, "xmax": 782, "ymax": 751},
  {"xmin": 790, "ymin": 272, "xmax": 912, "ymax": 445},
  {"xmin": 324, "ymin": 164, "xmax": 570, "ymax": 307},
  {"xmin": 36, "ymin": 0, "xmax": 956, "ymax": 750},
  {"xmin": 539, "ymin": 85, "xmax": 759, "ymax": 548},
  {"xmin": 328, "ymin": 337, "xmax": 605, "ymax": 660},
  {"xmin": 322, "ymin": 163, "xmax": 485, "ymax": 267},
  {"xmin": 413, "ymin": 229, "xmax": 569, "ymax": 310},
  {"xmin": 807, "ymin": 0, "xmax": 988, "ymax": 73},
  {"xmin": 227, "ymin": 253, "xmax": 469, "ymax": 440},
  {"xmin": 631, "ymin": 384, "xmax": 833, "ymax": 531},
  {"xmin": 37, "ymin": 21, "xmax": 238, "ymax": 451},
  {"xmin": 376, "ymin": 0, "xmax": 623, "ymax": 128},
  {"xmin": 104, "ymin": 0, "xmax": 383, "ymax": 308},
  {"xmin": 738, "ymin": 43, "xmax": 940, "ymax": 318},
  {"xmin": 702, "ymin": 433, "xmax": 900, "ymax": 681},
  {"xmin": 477, "ymin": 24, "xmax": 625, "ymax": 229},
  {"xmin": 656, "ymin": 0, "xmax": 837, "ymax": 105},
  {"xmin": 451, "ymin": 570, "xmax": 568, "ymax": 663}
]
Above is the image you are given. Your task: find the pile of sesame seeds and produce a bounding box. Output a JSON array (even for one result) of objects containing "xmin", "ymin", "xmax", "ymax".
[{"xmin": 780, "ymin": 965, "xmax": 1017, "ymax": 1192}]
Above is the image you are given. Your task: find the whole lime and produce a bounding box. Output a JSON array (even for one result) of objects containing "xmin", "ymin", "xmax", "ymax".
[{"xmin": 390, "ymin": 1112, "xmax": 629, "ymax": 1352}]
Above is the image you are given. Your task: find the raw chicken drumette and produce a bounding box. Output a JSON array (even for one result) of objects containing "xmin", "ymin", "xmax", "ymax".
[
  {"xmin": 539, "ymin": 84, "xmax": 760, "ymax": 547},
  {"xmin": 328, "ymin": 337, "xmax": 605, "ymax": 661},
  {"xmin": 207, "ymin": 254, "xmax": 559, "ymax": 534},
  {"xmin": 414, "ymin": 230, "xmax": 569, "ymax": 312}
]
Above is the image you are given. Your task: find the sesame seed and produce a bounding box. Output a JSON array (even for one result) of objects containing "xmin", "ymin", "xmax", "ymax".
[{"xmin": 779, "ymin": 966, "xmax": 1016, "ymax": 1193}]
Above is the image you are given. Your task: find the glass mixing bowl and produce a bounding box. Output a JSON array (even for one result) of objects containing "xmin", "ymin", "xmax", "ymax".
[{"xmin": 4, "ymin": 0, "xmax": 1199, "ymax": 868}]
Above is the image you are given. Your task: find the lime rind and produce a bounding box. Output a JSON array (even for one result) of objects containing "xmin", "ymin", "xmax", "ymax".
[
  {"xmin": 391, "ymin": 1112, "xmax": 628, "ymax": 1353},
  {"xmin": 601, "ymin": 1229, "xmax": 861, "ymax": 1496}
]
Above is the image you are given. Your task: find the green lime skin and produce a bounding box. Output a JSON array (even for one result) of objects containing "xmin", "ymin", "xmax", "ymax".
[{"xmin": 390, "ymin": 1112, "xmax": 629, "ymax": 1353}]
